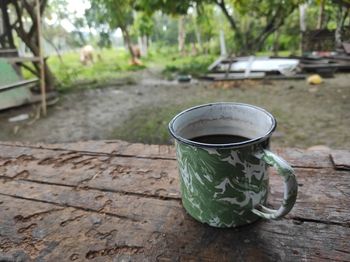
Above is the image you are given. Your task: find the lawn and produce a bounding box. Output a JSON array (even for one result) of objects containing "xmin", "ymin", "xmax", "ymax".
[
  {"xmin": 22, "ymin": 47, "xmax": 216, "ymax": 92},
  {"xmin": 22, "ymin": 46, "xmax": 297, "ymax": 93}
]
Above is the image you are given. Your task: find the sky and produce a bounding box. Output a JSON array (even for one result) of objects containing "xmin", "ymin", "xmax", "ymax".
[
  {"xmin": 60, "ymin": 0, "xmax": 90, "ymax": 32},
  {"xmin": 57, "ymin": 0, "xmax": 123, "ymax": 37}
]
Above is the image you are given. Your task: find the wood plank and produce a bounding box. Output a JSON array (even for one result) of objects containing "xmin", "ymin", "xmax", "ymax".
[
  {"xmin": 0, "ymin": 150, "xmax": 349, "ymax": 224},
  {"xmin": 0, "ymin": 189, "xmax": 350, "ymax": 261},
  {"xmin": 0, "ymin": 142, "xmax": 350, "ymax": 261},
  {"xmin": 0, "ymin": 85, "xmax": 33, "ymax": 111},
  {"xmin": 5, "ymin": 56, "xmax": 41, "ymax": 63},
  {"xmin": 331, "ymin": 150, "xmax": 350, "ymax": 170},
  {"xmin": 0, "ymin": 141, "xmax": 176, "ymax": 160},
  {"xmin": 0, "ymin": 79, "xmax": 38, "ymax": 92},
  {"xmin": 268, "ymin": 168, "xmax": 350, "ymax": 225},
  {"xmin": 0, "ymin": 141, "xmax": 334, "ymax": 168},
  {"xmin": 342, "ymin": 42, "xmax": 350, "ymax": 54},
  {"xmin": 0, "ymin": 143, "xmax": 347, "ymax": 225},
  {"xmin": 273, "ymin": 147, "xmax": 332, "ymax": 168}
]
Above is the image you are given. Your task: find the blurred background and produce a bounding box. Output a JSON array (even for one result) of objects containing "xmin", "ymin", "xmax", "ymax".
[{"xmin": 0, "ymin": 0, "xmax": 349, "ymax": 149}]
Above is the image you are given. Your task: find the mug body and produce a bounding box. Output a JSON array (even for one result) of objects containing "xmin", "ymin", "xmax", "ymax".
[{"xmin": 169, "ymin": 103, "xmax": 276, "ymax": 227}]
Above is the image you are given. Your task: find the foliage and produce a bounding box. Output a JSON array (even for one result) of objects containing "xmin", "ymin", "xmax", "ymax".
[
  {"xmin": 88, "ymin": 0, "xmax": 134, "ymax": 30},
  {"xmin": 195, "ymin": 5, "xmax": 216, "ymax": 43},
  {"xmin": 135, "ymin": 0, "xmax": 192, "ymax": 15},
  {"xmin": 88, "ymin": 0, "xmax": 137, "ymax": 58},
  {"xmin": 21, "ymin": 48, "xmax": 144, "ymax": 92},
  {"xmin": 98, "ymin": 32, "xmax": 112, "ymax": 48},
  {"xmin": 132, "ymin": 12, "xmax": 154, "ymax": 37},
  {"xmin": 151, "ymin": 12, "xmax": 179, "ymax": 45},
  {"xmin": 161, "ymin": 54, "xmax": 215, "ymax": 79}
]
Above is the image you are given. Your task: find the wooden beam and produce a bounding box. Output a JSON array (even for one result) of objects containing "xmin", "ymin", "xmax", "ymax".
[
  {"xmin": 35, "ymin": 0, "xmax": 46, "ymax": 116},
  {"xmin": 0, "ymin": 79, "xmax": 38, "ymax": 92}
]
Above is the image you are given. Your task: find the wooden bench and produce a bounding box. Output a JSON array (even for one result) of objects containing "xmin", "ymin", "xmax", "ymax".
[{"xmin": 0, "ymin": 140, "xmax": 349, "ymax": 261}]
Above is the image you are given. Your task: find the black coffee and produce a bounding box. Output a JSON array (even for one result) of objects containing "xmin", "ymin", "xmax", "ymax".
[{"xmin": 190, "ymin": 134, "xmax": 250, "ymax": 144}]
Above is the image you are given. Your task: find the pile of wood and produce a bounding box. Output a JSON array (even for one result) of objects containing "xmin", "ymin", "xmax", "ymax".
[
  {"xmin": 204, "ymin": 42, "xmax": 350, "ymax": 81},
  {"xmin": 296, "ymin": 42, "xmax": 350, "ymax": 77},
  {"xmin": 204, "ymin": 56, "xmax": 306, "ymax": 81}
]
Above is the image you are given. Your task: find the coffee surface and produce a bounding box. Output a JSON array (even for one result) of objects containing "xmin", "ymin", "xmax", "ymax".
[{"xmin": 190, "ymin": 134, "xmax": 250, "ymax": 144}]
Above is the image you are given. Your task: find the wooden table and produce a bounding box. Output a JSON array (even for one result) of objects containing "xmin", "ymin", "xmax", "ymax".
[{"xmin": 0, "ymin": 140, "xmax": 349, "ymax": 261}]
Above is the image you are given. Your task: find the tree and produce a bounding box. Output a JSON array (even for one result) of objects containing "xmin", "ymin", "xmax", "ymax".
[
  {"xmin": 1, "ymin": 0, "xmax": 56, "ymax": 91},
  {"xmin": 151, "ymin": 12, "xmax": 178, "ymax": 46},
  {"xmin": 136, "ymin": 0, "xmax": 303, "ymax": 55},
  {"xmin": 88, "ymin": 0, "xmax": 137, "ymax": 60},
  {"xmin": 0, "ymin": 0, "xmax": 15, "ymax": 48},
  {"xmin": 213, "ymin": 0, "xmax": 303, "ymax": 54},
  {"xmin": 135, "ymin": 0, "xmax": 191, "ymax": 55},
  {"xmin": 132, "ymin": 12, "xmax": 154, "ymax": 56}
]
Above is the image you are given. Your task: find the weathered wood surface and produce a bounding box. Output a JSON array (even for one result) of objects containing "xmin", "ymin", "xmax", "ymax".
[{"xmin": 0, "ymin": 140, "xmax": 349, "ymax": 262}]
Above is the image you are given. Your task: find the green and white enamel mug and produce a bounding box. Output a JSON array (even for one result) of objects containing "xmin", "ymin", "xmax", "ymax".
[{"xmin": 169, "ymin": 102, "xmax": 298, "ymax": 228}]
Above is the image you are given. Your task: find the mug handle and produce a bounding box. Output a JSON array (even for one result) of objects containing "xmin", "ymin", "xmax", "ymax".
[{"xmin": 252, "ymin": 149, "xmax": 298, "ymax": 219}]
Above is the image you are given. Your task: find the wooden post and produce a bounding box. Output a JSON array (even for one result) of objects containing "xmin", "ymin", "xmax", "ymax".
[{"xmin": 35, "ymin": 0, "xmax": 46, "ymax": 116}]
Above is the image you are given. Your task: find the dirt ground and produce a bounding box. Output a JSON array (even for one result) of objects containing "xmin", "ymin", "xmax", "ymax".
[{"xmin": 0, "ymin": 69, "xmax": 349, "ymax": 150}]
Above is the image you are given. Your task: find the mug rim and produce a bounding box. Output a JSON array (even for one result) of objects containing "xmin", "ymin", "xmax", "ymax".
[{"xmin": 168, "ymin": 102, "xmax": 277, "ymax": 149}]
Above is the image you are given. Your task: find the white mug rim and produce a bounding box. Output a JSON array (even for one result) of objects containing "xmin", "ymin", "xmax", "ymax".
[{"xmin": 168, "ymin": 102, "xmax": 277, "ymax": 149}]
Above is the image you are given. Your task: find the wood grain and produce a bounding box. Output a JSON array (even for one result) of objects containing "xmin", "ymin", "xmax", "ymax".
[{"xmin": 0, "ymin": 141, "xmax": 349, "ymax": 261}]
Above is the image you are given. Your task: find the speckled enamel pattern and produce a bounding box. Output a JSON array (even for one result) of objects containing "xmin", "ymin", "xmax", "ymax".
[
  {"xmin": 175, "ymin": 141, "xmax": 267, "ymax": 227},
  {"xmin": 175, "ymin": 141, "xmax": 298, "ymax": 227},
  {"xmin": 169, "ymin": 103, "xmax": 298, "ymax": 228}
]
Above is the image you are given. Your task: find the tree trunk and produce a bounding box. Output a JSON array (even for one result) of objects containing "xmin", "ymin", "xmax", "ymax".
[
  {"xmin": 8, "ymin": 0, "xmax": 55, "ymax": 92},
  {"xmin": 178, "ymin": 16, "xmax": 186, "ymax": 54},
  {"xmin": 0, "ymin": 0, "xmax": 15, "ymax": 48},
  {"xmin": 13, "ymin": 25, "xmax": 55, "ymax": 92},
  {"xmin": 219, "ymin": 30, "xmax": 227, "ymax": 57},
  {"xmin": 317, "ymin": 0, "xmax": 325, "ymax": 29},
  {"xmin": 142, "ymin": 35, "xmax": 148, "ymax": 57},
  {"xmin": 121, "ymin": 27, "xmax": 136, "ymax": 61},
  {"xmin": 216, "ymin": 0, "xmax": 297, "ymax": 55},
  {"xmin": 215, "ymin": 0, "xmax": 245, "ymax": 55},
  {"xmin": 193, "ymin": 16, "xmax": 202, "ymax": 52},
  {"xmin": 335, "ymin": 6, "xmax": 349, "ymax": 49},
  {"xmin": 272, "ymin": 29, "xmax": 280, "ymax": 56},
  {"xmin": 251, "ymin": 5, "xmax": 298, "ymax": 53},
  {"xmin": 137, "ymin": 36, "xmax": 143, "ymax": 56},
  {"xmin": 299, "ymin": 4, "xmax": 307, "ymax": 32},
  {"xmin": 137, "ymin": 35, "xmax": 148, "ymax": 57},
  {"xmin": 299, "ymin": 4, "xmax": 307, "ymax": 53}
]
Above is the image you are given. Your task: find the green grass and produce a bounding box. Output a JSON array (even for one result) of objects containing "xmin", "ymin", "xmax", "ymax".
[
  {"xmin": 22, "ymin": 47, "xmax": 216, "ymax": 92},
  {"xmin": 20, "ymin": 46, "xmax": 301, "ymax": 93},
  {"xmin": 112, "ymin": 103, "xmax": 201, "ymax": 145},
  {"xmin": 256, "ymin": 50, "xmax": 301, "ymax": 57},
  {"xmin": 159, "ymin": 54, "xmax": 216, "ymax": 80},
  {"xmin": 23, "ymin": 48, "xmax": 146, "ymax": 92}
]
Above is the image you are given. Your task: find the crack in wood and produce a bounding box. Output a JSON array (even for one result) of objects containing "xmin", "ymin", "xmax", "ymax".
[
  {"xmin": 71, "ymin": 156, "xmax": 96, "ymax": 169},
  {"xmin": 54, "ymin": 154, "xmax": 84, "ymax": 166},
  {"xmin": 17, "ymin": 223, "xmax": 37, "ymax": 234},
  {"xmin": 85, "ymin": 228, "xmax": 118, "ymax": 240},
  {"xmin": 0, "ymin": 144, "xmax": 334, "ymax": 170},
  {"xmin": 13, "ymin": 178, "xmax": 182, "ymax": 201},
  {"xmin": 0, "ymin": 155, "xmax": 37, "ymax": 167},
  {"xmin": 0, "ymin": 193, "xmax": 140, "ymax": 222},
  {"xmin": 60, "ymin": 214, "xmax": 84, "ymax": 227},
  {"xmin": 0, "ymin": 170, "xmax": 30, "ymax": 182},
  {"xmin": 0, "ymin": 143, "xmax": 176, "ymax": 160},
  {"xmin": 14, "ymin": 208, "xmax": 64, "ymax": 223},
  {"xmin": 291, "ymin": 216, "xmax": 350, "ymax": 228},
  {"xmin": 334, "ymin": 248, "xmax": 350, "ymax": 255},
  {"xmin": 0, "ymin": 237, "xmax": 45, "ymax": 257},
  {"xmin": 291, "ymin": 165, "xmax": 326, "ymax": 170},
  {"xmin": 85, "ymin": 245, "xmax": 144, "ymax": 259}
]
